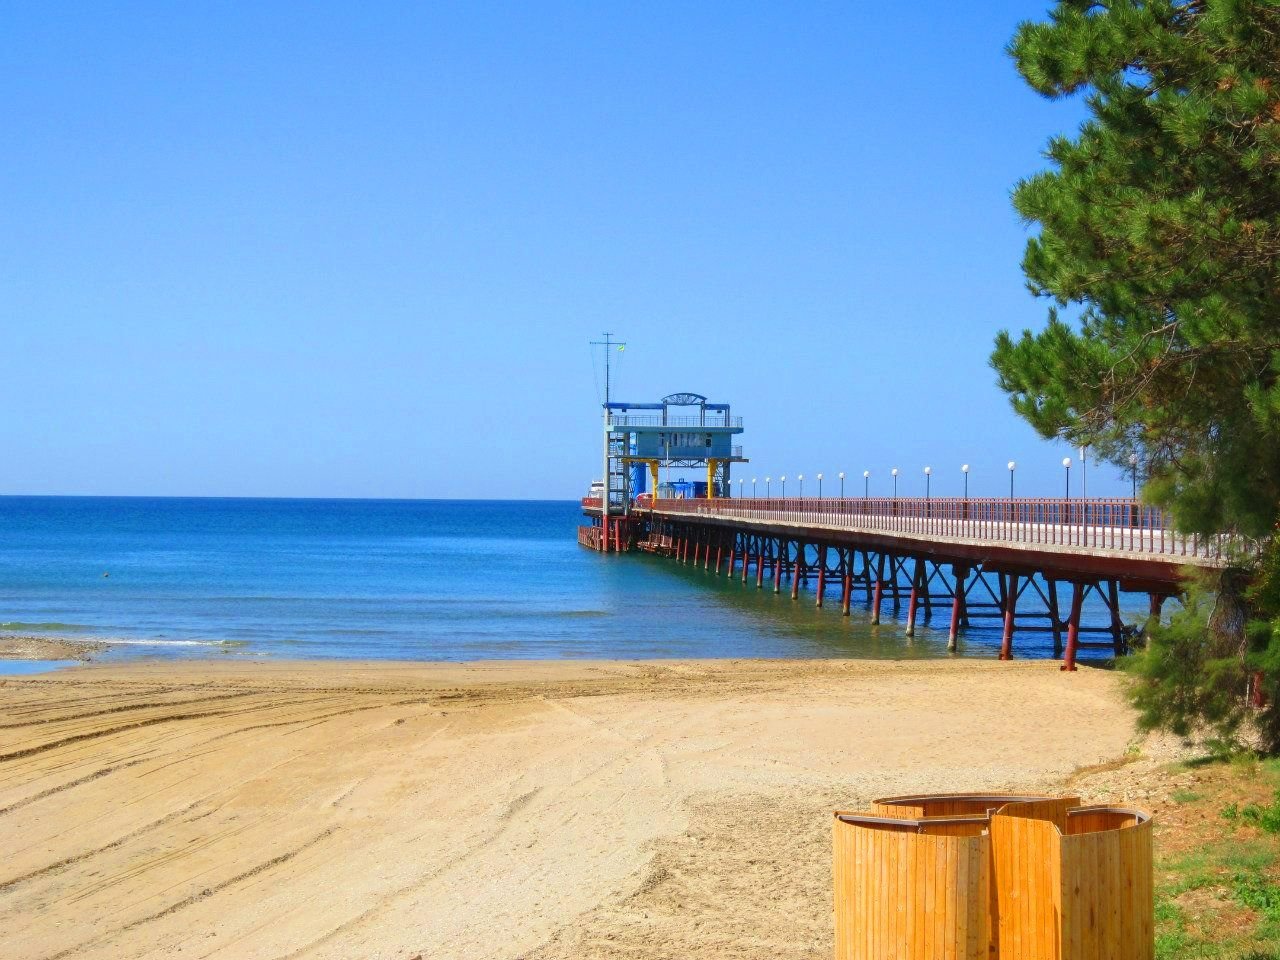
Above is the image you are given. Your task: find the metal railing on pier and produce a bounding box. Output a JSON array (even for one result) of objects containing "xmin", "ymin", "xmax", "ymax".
[
  {"xmin": 607, "ymin": 414, "xmax": 743, "ymax": 428},
  {"xmin": 651, "ymin": 496, "xmax": 1232, "ymax": 562}
]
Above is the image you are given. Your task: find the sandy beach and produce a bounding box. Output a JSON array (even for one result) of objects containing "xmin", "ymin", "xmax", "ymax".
[{"xmin": 0, "ymin": 657, "xmax": 1138, "ymax": 959}]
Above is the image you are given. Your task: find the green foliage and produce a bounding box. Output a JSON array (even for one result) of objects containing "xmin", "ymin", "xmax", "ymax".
[
  {"xmin": 1236, "ymin": 790, "xmax": 1280, "ymax": 834},
  {"xmin": 996, "ymin": 0, "xmax": 1280, "ymax": 535},
  {"xmin": 1127, "ymin": 579, "xmax": 1280, "ymax": 750},
  {"xmin": 1234, "ymin": 872, "xmax": 1280, "ymax": 922},
  {"xmin": 1126, "ymin": 586, "xmax": 1255, "ymax": 742},
  {"xmin": 999, "ymin": 1, "xmax": 1280, "ymax": 750}
]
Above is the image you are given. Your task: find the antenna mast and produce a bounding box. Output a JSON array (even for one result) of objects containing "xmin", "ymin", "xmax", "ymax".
[
  {"xmin": 590, "ymin": 334, "xmax": 626, "ymax": 544},
  {"xmin": 592, "ymin": 332, "xmax": 625, "ymax": 408}
]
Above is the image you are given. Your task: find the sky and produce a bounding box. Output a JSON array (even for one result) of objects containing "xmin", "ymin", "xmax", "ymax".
[{"xmin": 0, "ymin": 3, "xmax": 1124, "ymax": 500}]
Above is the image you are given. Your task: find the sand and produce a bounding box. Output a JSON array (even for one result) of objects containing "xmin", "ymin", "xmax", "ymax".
[{"xmin": 0, "ymin": 657, "xmax": 1138, "ymax": 959}]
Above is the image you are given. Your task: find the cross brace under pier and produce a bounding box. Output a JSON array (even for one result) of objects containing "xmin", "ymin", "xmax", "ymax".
[{"xmin": 646, "ymin": 519, "xmax": 1175, "ymax": 667}]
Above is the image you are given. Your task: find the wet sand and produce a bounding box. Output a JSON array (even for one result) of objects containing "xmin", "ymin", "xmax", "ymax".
[
  {"xmin": 0, "ymin": 636, "xmax": 105, "ymax": 661},
  {"xmin": 0, "ymin": 658, "xmax": 1137, "ymax": 959}
]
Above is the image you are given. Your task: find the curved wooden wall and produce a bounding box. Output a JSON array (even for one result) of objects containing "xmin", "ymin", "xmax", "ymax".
[
  {"xmin": 991, "ymin": 803, "xmax": 1153, "ymax": 960},
  {"xmin": 833, "ymin": 813, "xmax": 990, "ymax": 960},
  {"xmin": 835, "ymin": 797, "xmax": 1153, "ymax": 960}
]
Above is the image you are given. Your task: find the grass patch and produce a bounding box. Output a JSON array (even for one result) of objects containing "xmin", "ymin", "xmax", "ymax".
[
  {"xmin": 1153, "ymin": 756, "xmax": 1280, "ymax": 958},
  {"xmin": 1239, "ymin": 792, "xmax": 1280, "ymax": 835}
]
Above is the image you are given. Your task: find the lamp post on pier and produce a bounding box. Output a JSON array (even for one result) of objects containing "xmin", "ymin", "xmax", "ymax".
[
  {"xmin": 1079, "ymin": 445, "xmax": 1088, "ymax": 499},
  {"xmin": 781, "ymin": 475, "xmax": 787, "ymax": 497},
  {"xmin": 923, "ymin": 466, "xmax": 932, "ymax": 500},
  {"xmin": 1129, "ymin": 453, "xmax": 1139, "ymax": 498},
  {"xmin": 961, "ymin": 464, "xmax": 970, "ymax": 499},
  {"xmin": 765, "ymin": 476, "xmax": 771, "ymax": 497},
  {"xmin": 752, "ymin": 477, "xmax": 757, "ymax": 498},
  {"xmin": 891, "ymin": 468, "xmax": 899, "ymax": 498},
  {"xmin": 1007, "ymin": 460, "xmax": 1016, "ymax": 499},
  {"xmin": 798, "ymin": 474, "xmax": 804, "ymax": 498},
  {"xmin": 863, "ymin": 470, "xmax": 870, "ymax": 499},
  {"xmin": 817, "ymin": 473, "xmax": 823, "ymax": 498},
  {"xmin": 839, "ymin": 471, "xmax": 845, "ymax": 497},
  {"xmin": 1062, "ymin": 457, "xmax": 1072, "ymax": 499},
  {"xmin": 737, "ymin": 478, "xmax": 743, "ymax": 499}
]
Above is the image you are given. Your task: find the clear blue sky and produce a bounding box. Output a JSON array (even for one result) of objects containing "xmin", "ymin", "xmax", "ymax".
[{"xmin": 1, "ymin": 3, "xmax": 1120, "ymax": 500}]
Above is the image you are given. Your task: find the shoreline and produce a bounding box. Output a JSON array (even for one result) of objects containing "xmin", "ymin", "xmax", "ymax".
[
  {"xmin": 0, "ymin": 630, "xmax": 1113, "ymax": 667},
  {"xmin": 0, "ymin": 634, "xmax": 106, "ymax": 661},
  {"xmin": 1, "ymin": 656, "xmax": 1143, "ymax": 960}
]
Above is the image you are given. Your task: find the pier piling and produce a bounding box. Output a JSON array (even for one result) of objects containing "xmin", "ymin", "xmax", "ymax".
[{"xmin": 585, "ymin": 489, "xmax": 1208, "ymax": 667}]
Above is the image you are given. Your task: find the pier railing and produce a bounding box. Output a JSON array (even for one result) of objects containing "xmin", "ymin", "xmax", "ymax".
[
  {"xmin": 608, "ymin": 414, "xmax": 743, "ymax": 428},
  {"xmin": 651, "ymin": 496, "xmax": 1233, "ymax": 562}
]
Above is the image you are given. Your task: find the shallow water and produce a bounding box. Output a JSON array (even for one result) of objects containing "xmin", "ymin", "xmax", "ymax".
[
  {"xmin": 0, "ymin": 660, "xmax": 79, "ymax": 675},
  {"xmin": 0, "ymin": 497, "xmax": 1140, "ymax": 662}
]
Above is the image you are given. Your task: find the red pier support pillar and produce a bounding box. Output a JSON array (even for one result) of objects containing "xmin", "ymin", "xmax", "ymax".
[
  {"xmin": 727, "ymin": 545, "xmax": 736, "ymax": 577},
  {"xmin": 1106, "ymin": 580, "xmax": 1125, "ymax": 654},
  {"xmin": 841, "ymin": 566, "xmax": 852, "ymax": 617},
  {"xmin": 715, "ymin": 540, "xmax": 723, "ymax": 575},
  {"xmin": 1048, "ymin": 579, "xmax": 1063, "ymax": 658},
  {"xmin": 791, "ymin": 544, "xmax": 802, "ymax": 600},
  {"xmin": 870, "ymin": 554, "xmax": 885, "ymax": 625},
  {"xmin": 947, "ymin": 564, "xmax": 968, "ymax": 652},
  {"xmin": 1251, "ymin": 672, "xmax": 1268, "ymax": 709},
  {"xmin": 773, "ymin": 544, "xmax": 783, "ymax": 593},
  {"xmin": 905, "ymin": 558, "xmax": 923, "ymax": 636},
  {"xmin": 815, "ymin": 546, "xmax": 827, "ymax": 608},
  {"xmin": 1145, "ymin": 593, "xmax": 1165, "ymax": 642},
  {"xmin": 1000, "ymin": 573, "xmax": 1018, "ymax": 661},
  {"xmin": 1061, "ymin": 581, "xmax": 1085, "ymax": 671},
  {"xmin": 756, "ymin": 547, "xmax": 765, "ymax": 589}
]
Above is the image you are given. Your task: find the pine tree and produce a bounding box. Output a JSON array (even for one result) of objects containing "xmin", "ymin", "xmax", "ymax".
[{"xmin": 994, "ymin": 0, "xmax": 1280, "ymax": 748}]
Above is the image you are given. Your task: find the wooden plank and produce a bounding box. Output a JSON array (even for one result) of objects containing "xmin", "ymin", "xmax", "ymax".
[
  {"xmin": 834, "ymin": 814, "xmax": 992, "ymax": 960},
  {"xmin": 836, "ymin": 800, "xmax": 1151, "ymax": 960}
]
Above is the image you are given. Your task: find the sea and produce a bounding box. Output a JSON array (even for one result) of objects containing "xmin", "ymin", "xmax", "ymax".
[{"xmin": 0, "ymin": 497, "xmax": 1134, "ymax": 665}]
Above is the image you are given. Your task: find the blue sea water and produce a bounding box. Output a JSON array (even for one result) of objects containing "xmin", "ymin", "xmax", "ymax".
[{"xmin": 0, "ymin": 497, "xmax": 1132, "ymax": 663}]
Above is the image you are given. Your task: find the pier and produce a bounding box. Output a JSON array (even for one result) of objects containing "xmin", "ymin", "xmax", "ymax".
[
  {"xmin": 582, "ymin": 493, "xmax": 1227, "ymax": 668},
  {"xmin": 579, "ymin": 388, "xmax": 1232, "ymax": 668}
]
